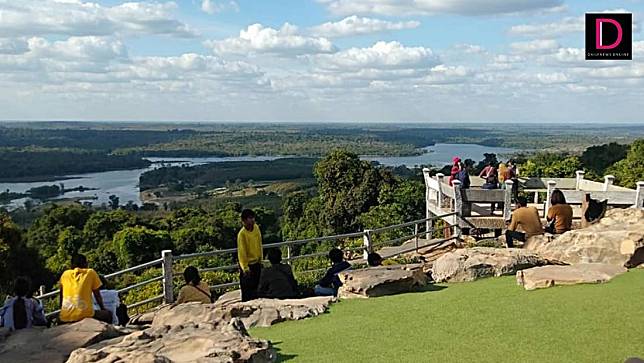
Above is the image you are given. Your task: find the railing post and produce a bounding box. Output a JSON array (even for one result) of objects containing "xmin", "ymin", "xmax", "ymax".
[
  {"xmin": 161, "ymin": 250, "xmax": 174, "ymax": 304},
  {"xmin": 636, "ymin": 181, "xmax": 644, "ymax": 209},
  {"xmin": 503, "ymin": 180, "xmax": 514, "ymax": 221},
  {"xmin": 575, "ymin": 170, "xmax": 585, "ymax": 190},
  {"xmin": 286, "ymin": 244, "xmax": 292, "ymax": 265},
  {"xmin": 363, "ymin": 229, "xmax": 372, "ymax": 260},
  {"xmin": 545, "ymin": 180, "xmax": 556, "ymax": 218},
  {"xmin": 533, "ymin": 191, "xmax": 539, "ymax": 204},
  {"xmin": 452, "ymin": 180, "xmax": 463, "ymax": 216},
  {"xmin": 423, "ymin": 168, "xmax": 432, "ymax": 239},
  {"xmin": 414, "ymin": 223, "xmax": 419, "ymax": 251},
  {"xmin": 603, "ymin": 175, "xmax": 615, "ymax": 192},
  {"xmin": 436, "ymin": 173, "xmax": 445, "ymax": 209},
  {"xmin": 452, "ymin": 180, "xmax": 463, "ymax": 237}
]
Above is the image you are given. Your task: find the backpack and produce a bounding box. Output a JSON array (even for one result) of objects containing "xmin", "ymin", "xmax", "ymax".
[{"xmin": 457, "ymin": 169, "xmax": 470, "ymax": 189}]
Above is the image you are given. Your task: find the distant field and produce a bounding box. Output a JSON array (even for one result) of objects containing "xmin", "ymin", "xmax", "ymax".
[{"xmin": 253, "ymin": 270, "xmax": 644, "ymax": 363}]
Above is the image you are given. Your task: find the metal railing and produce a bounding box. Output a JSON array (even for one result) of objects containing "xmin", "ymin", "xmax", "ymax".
[{"xmin": 36, "ymin": 212, "xmax": 459, "ymax": 317}]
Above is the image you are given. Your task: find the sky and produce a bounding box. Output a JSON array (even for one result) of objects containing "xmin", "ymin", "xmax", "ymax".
[{"xmin": 0, "ymin": 0, "xmax": 642, "ymax": 123}]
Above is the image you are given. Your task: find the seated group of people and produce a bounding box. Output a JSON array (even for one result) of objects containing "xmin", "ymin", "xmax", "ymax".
[
  {"xmin": 176, "ymin": 248, "xmax": 385, "ymax": 305},
  {"xmin": 0, "ymin": 254, "xmax": 128, "ymax": 331},
  {"xmin": 504, "ymin": 189, "xmax": 573, "ymax": 247}
]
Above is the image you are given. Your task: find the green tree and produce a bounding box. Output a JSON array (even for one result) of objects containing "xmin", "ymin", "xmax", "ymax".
[
  {"xmin": 314, "ymin": 149, "xmax": 390, "ymax": 233},
  {"xmin": 520, "ymin": 153, "xmax": 581, "ymax": 178},
  {"xmin": 580, "ymin": 142, "xmax": 628, "ymax": 176},
  {"xmin": 0, "ymin": 213, "xmax": 49, "ymax": 294},
  {"xmin": 113, "ymin": 226, "xmax": 171, "ymax": 267},
  {"xmin": 608, "ymin": 139, "xmax": 644, "ymax": 188}
]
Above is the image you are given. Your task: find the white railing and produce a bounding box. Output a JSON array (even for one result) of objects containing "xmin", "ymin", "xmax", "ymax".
[{"xmin": 36, "ymin": 212, "xmax": 459, "ymax": 317}]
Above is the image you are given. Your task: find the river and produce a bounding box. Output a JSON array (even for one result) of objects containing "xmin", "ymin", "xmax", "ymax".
[{"xmin": 0, "ymin": 144, "xmax": 517, "ymax": 209}]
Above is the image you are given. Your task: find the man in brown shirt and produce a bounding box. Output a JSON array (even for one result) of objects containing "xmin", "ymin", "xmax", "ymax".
[{"xmin": 505, "ymin": 196, "xmax": 543, "ymax": 247}]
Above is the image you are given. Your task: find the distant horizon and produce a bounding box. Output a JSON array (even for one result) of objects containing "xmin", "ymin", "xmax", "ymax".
[{"xmin": 1, "ymin": 120, "xmax": 644, "ymax": 126}]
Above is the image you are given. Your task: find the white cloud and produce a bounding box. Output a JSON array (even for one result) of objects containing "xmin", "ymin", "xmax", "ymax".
[
  {"xmin": 204, "ymin": 23, "xmax": 336, "ymax": 56},
  {"xmin": 0, "ymin": 38, "xmax": 29, "ymax": 55},
  {"xmin": 318, "ymin": 0, "xmax": 564, "ymax": 16},
  {"xmin": 510, "ymin": 39, "xmax": 559, "ymax": 54},
  {"xmin": 310, "ymin": 16, "xmax": 420, "ymax": 38},
  {"xmin": 0, "ymin": 0, "xmax": 197, "ymax": 38},
  {"xmin": 509, "ymin": 9, "xmax": 638, "ymax": 38},
  {"xmin": 201, "ymin": 0, "xmax": 239, "ymax": 14},
  {"xmin": 509, "ymin": 16, "xmax": 583, "ymax": 38},
  {"xmin": 313, "ymin": 41, "xmax": 437, "ymax": 71}
]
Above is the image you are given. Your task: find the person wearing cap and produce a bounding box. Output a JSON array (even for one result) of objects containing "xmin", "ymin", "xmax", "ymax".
[{"xmin": 448, "ymin": 157, "xmax": 461, "ymax": 186}]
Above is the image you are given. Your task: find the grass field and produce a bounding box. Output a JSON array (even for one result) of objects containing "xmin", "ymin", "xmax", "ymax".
[{"xmin": 252, "ymin": 269, "xmax": 644, "ymax": 363}]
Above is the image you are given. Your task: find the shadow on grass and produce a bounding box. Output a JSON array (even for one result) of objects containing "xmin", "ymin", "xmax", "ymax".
[
  {"xmin": 270, "ymin": 341, "xmax": 298, "ymax": 362},
  {"xmin": 414, "ymin": 283, "xmax": 448, "ymax": 293}
]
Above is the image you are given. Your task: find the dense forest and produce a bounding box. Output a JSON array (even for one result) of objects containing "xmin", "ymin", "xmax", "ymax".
[
  {"xmin": 139, "ymin": 158, "xmax": 317, "ymax": 190},
  {"xmin": 2, "ymin": 122, "xmax": 643, "ymax": 181},
  {"xmin": 0, "ymin": 149, "xmax": 150, "ymax": 181}
]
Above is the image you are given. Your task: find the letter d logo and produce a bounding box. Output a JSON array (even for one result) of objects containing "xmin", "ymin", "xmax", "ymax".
[{"xmin": 596, "ymin": 18, "xmax": 623, "ymax": 49}]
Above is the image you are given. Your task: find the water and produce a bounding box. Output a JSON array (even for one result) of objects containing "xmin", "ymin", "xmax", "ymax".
[
  {"xmin": 363, "ymin": 143, "xmax": 518, "ymax": 168},
  {"xmin": 0, "ymin": 155, "xmax": 282, "ymax": 209},
  {"xmin": 0, "ymin": 144, "xmax": 517, "ymax": 210}
]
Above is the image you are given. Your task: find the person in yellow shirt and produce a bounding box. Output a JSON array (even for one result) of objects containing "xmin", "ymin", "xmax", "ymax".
[
  {"xmin": 237, "ymin": 209, "xmax": 263, "ymax": 301},
  {"xmin": 59, "ymin": 254, "xmax": 111, "ymax": 324},
  {"xmin": 176, "ymin": 266, "xmax": 212, "ymax": 304}
]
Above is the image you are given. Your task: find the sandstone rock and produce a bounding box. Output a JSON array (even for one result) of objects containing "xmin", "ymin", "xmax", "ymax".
[
  {"xmin": 517, "ymin": 263, "xmax": 628, "ymax": 290},
  {"xmin": 338, "ymin": 265, "xmax": 428, "ymax": 299},
  {"xmin": 524, "ymin": 208, "xmax": 644, "ymax": 267},
  {"xmin": 214, "ymin": 289, "xmax": 242, "ymax": 308},
  {"xmin": 432, "ymin": 247, "xmax": 552, "ymax": 282},
  {"xmin": 0, "ymin": 319, "xmax": 125, "ymax": 363},
  {"xmin": 67, "ymin": 318, "xmax": 275, "ymax": 363},
  {"xmin": 147, "ymin": 296, "xmax": 335, "ymax": 330},
  {"xmin": 215, "ymin": 296, "xmax": 335, "ymax": 328}
]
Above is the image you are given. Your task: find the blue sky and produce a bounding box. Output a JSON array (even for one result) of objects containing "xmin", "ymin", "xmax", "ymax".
[{"xmin": 0, "ymin": 0, "xmax": 642, "ymax": 122}]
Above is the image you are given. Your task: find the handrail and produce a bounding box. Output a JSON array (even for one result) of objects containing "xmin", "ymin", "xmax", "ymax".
[
  {"xmin": 369, "ymin": 213, "xmax": 456, "ymax": 234},
  {"xmin": 36, "ymin": 211, "xmax": 459, "ymax": 316}
]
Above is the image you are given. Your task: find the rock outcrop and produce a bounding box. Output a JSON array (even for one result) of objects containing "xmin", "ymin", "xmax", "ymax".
[
  {"xmin": 141, "ymin": 296, "xmax": 334, "ymax": 330},
  {"xmin": 68, "ymin": 318, "xmax": 275, "ymax": 363},
  {"xmin": 215, "ymin": 296, "xmax": 335, "ymax": 328},
  {"xmin": 338, "ymin": 265, "xmax": 428, "ymax": 298},
  {"xmin": 516, "ymin": 263, "xmax": 627, "ymax": 290},
  {"xmin": 524, "ymin": 208, "xmax": 644, "ymax": 267},
  {"xmin": 0, "ymin": 319, "xmax": 127, "ymax": 363},
  {"xmin": 432, "ymin": 247, "xmax": 553, "ymax": 282}
]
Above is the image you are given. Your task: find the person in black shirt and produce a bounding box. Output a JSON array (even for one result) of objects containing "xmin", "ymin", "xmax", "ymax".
[
  {"xmin": 314, "ymin": 248, "xmax": 351, "ymax": 296},
  {"xmin": 257, "ymin": 249, "xmax": 299, "ymax": 299}
]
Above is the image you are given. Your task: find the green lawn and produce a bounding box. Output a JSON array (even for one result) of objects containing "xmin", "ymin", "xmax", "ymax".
[{"xmin": 252, "ymin": 269, "xmax": 644, "ymax": 363}]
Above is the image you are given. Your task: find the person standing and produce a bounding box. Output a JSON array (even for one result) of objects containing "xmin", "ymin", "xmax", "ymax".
[
  {"xmin": 59, "ymin": 254, "xmax": 112, "ymax": 324},
  {"xmin": 237, "ymin": 209, "xmax": 263, "ymax": 302},
  {"xmin": 448, "ymin": 157, "xmax": 461, "ymax": 186}
]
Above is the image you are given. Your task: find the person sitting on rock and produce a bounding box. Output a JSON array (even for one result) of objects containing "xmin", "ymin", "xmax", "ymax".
[
  {"xmin": 92, "ymin": 276, "xmax": 121, "ymax": 325},
  {"xmin": 314, "ymin": 248, "xmax": 351, "ymax": 296},
  {"xmin": 59, "ymin": 254, "xmax": 112, "ymax": 324},
  {"xmin": 257, "ymin": 248, "xmax": 299, "ymax": 299},
  {"xmin": 176, "ymin": 266, "xmax": 212, "ymax": 304},
  {"xmin": 367, "ymin": 252, "xmax": 383, "ymax": 267},
  {"xmin": 504, "ymin": 196, "xmax": 544, "ymax": 248},
  {"xmin": 0, "ymin": 277, "xmax": 46, "ymax": 331},
  {"xmin": 546, "ymin": 189, "xmax": 573, "ymax": 234}
]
